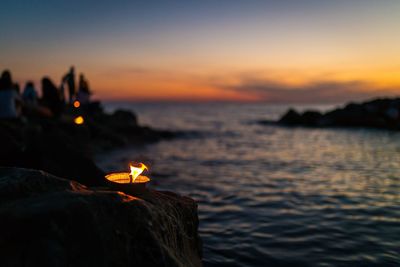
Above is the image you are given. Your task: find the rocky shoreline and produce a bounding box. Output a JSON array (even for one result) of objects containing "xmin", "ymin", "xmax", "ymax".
[
  {"xmin": 0, "ymin": 105, "xmax": 178, "ymax": 186},
  {"xmin": 0, "ymin": 105, "xmax": 202, "ymax": 266},
  {"xmin": 259, "ymin": 97, "xmax": 400, "ymax": 130}
]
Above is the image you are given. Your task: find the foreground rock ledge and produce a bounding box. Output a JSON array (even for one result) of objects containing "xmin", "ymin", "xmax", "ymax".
[{"xmin": 0, "ymin": 168, "xmax": 202, "ymax": 267}]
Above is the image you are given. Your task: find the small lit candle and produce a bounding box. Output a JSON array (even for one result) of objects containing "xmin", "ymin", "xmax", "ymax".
[{"xmin": 105, "ymin": 163, "xmax": 150, "ymax": 185}]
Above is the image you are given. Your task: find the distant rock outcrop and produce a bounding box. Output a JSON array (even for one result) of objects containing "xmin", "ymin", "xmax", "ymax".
[
  {"xmin": 0, "ymin": 167, "xmax": 202, "ymax": 267},
  {"xmin": 261, "ymin": 98, "xmax": 400, "ymax": 130}
]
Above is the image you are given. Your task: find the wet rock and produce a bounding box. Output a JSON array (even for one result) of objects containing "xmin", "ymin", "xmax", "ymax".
[
  {"xmin": 87, "ymin": 109, "xmax": 176, "ymax": 149},
  {"xmin": 111, "ymin": 109, "xmax": 138, "ymax": 126},
  {"xmin": 0, "ymin": 108, "xmax": 178, "ymax": 186},
  {"xmin": 0, "ymin": 167, "xmax": 202, "ymax": 267},
  {"xmin": 277, "ymin": 109, "xmax": 322, "ymax": 126},
  {"xmin": 278, "ymin": 109, "xmax": 302, "ymax": 125},
  {"xmin": 272, "ymin": 97, "xmax": 400, "ymax": 130},
  {"xmin": 0, "ymin": 119, "xmax": 105, "ymax": 186},
  {"xmin": 301, "ymin": 111, "xmax": 322, "ymax": 126},
  {"xmin": 23, "ymin": 127, "xmax": 106, "ymax": 186},
  {"xmin": 0, "ymin": 121, "xmax": 25, "ymax": 166}
]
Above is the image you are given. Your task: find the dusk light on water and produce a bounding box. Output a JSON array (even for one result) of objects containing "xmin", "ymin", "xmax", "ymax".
[{"xmin": 1, "ymin": 1, "xmax": 399, "ymax": 266}]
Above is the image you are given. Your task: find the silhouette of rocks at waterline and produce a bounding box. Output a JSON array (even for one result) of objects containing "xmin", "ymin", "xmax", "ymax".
[
  {"xmin": 0, "ymin": 106, "xmax": 178, "ymax": 186},
  {"xmin": 259, "ymin": 98, "xmax": 400, "ymax": 130},
  {"xmin": 0, "ymin": 167, "xmax": 202, "ymax": 267}
]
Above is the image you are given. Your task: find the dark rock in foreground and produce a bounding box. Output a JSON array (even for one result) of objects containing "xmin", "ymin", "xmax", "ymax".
[
  {"xmin": 0, "ymin": 167, "xmax": 202, "ymax": 267},
  {"xmin": 262, "ymin": 98, "xmax": 400, "ymax": 130}
]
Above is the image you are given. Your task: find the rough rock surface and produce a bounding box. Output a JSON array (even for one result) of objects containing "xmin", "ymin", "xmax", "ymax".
[{"xmin": 0, "ymin": 167, "xmax": 202, "ymax": 267}]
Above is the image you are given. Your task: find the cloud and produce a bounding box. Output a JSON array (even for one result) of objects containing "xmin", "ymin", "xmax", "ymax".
[{"xmin": 224, "ymin": 78, "xmax": 398, "ymax": 103}]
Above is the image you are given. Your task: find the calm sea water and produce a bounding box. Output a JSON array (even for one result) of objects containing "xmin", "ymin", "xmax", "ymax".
[{"xmin": 96, "ymin": 102, "xmax": 400, "ymax": 267}]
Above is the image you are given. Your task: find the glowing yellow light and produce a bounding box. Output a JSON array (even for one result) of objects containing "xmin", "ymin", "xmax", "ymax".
[
  {"xmin": 130, "ymin": 163, "xmax": 148, "ymax": 182},
  {"xmin": 105, "ymin": 162, "xmax": 150, "ymax": 184},
  {"xmin": 73, "ymin": 101, "xmax": 81, "ymax": 108},
  {"xmin": 74, "ymin": 116, "xmax": 84, "ymax": 125}
]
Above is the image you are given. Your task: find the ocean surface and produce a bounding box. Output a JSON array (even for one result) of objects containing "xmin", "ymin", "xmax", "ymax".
[{"xmin": 96, "ymin": 102, "xmax": 400, "ymax": 267}]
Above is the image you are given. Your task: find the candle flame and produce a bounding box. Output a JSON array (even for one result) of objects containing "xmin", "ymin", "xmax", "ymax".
[
  {"xmin": 130, "ymin": 163, "xmax": 148, "ymax": 182},
  {"xmin": 74, "ymin": 116, "xmax": 84, "ymax": 125}
]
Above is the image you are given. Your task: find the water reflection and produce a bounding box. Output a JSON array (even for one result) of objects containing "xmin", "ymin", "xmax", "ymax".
[{"xmin": 97, "ymin": 103, "xmax": 400, "ymax": 267}]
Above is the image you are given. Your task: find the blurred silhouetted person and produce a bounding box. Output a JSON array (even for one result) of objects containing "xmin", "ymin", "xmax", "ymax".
[
  {"xmin": 22, "ymin": 81, "xmax": 38, "ymax": 106},
  {"xmin": 13, "ymin": 83, "xmax": 23, "ymax": 115},
  {"xmin": 41, "ymin": 77, "xmax": 63, "ymax": 117},
  {"xmin": 76, "ymin": 73, "xmax": 91, "ymax": 105},
  {"xmin": 62, "ymin": 66, "xmax": 76, "ymax": 104},
  {"xmin": 0, "ymin": 70, "xmax": 21, "ymax": 118},
  {"xmin": 14, "ymin": 83, "xmax": 21, "ymax": 94},
  {"xmin": 59, "ymin": 79, "xmax": 66, "ymax": 104}
]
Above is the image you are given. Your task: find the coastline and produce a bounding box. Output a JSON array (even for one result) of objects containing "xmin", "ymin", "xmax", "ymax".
[{"xmin": 0, "ymin": 103, "xmax": 203, "ymax": 266}]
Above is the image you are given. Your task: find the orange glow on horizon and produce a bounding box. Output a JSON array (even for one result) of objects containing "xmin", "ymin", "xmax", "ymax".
[
  {"xmin": 9, "ymin": 63, "xmax": 400, "ymax": 103},
  {"xmin": 89, "ymin": 66, "xmax": 400, "ymax": 102}
]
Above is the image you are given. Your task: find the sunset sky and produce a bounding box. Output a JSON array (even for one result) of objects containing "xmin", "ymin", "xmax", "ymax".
[{"xmin": 1, "ymin": 0, "xmax": 399, "ymax": 103}]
